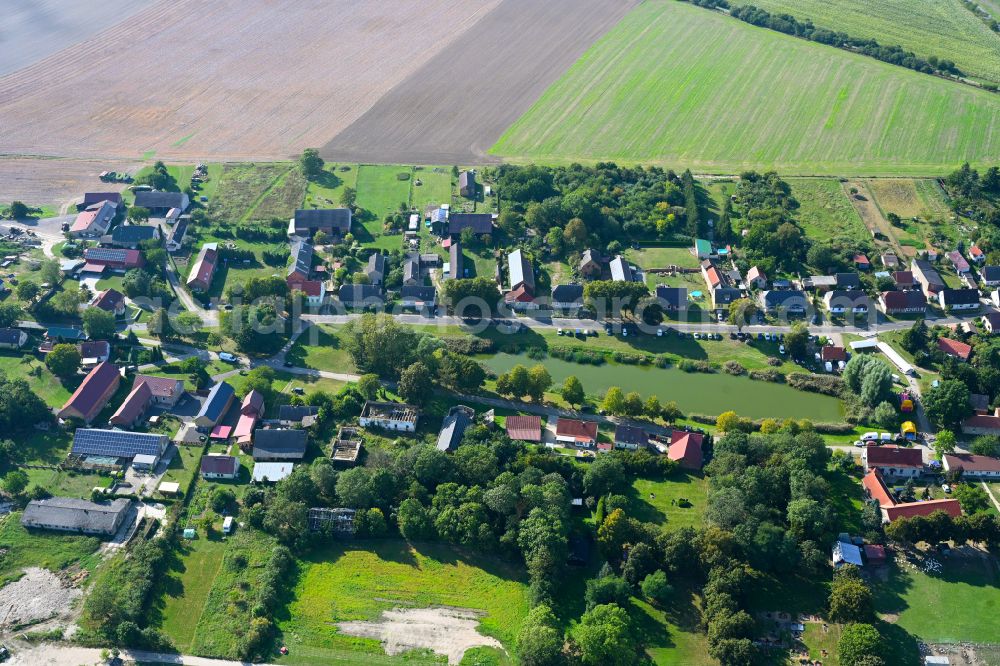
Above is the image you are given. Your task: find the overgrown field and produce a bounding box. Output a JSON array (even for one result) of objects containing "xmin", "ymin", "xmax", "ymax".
[
  {"xmin": 744, "ymin": 0, "xmax": 1000, "ymax": 85},
  {"xmin": 278, "ymin": 540, "xmax": 530, "ymax": 663},
  {"xmin": 208, "ymin": 163, "xmax": 302, "ymax": 223},
  {"xmin": 490, "ymin": 1, "xmax": 1000, "ymax": 174},
  {"xmin": 789, "ymin": 178, "xmax": 869, "ymax": 243}
]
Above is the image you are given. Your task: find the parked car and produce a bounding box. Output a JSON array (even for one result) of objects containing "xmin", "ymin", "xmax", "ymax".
[{"xmin": 219, "ymin": 352, "xmax": 238, "ymax": 363}]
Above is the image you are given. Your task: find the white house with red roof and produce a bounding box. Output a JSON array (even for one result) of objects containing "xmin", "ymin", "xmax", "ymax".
[{"xmin": 861, "ymin": 445, "xmax": 923, "ymax": 478}]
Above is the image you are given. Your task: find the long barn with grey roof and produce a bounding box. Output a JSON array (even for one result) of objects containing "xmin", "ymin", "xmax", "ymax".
[
  {"xmin": 22, "ymin": 497, "xmax": 131, "ymax": 536},
  {"xmin": 195, "ymin": 381, "xmax": 236, "ymax": 429}
]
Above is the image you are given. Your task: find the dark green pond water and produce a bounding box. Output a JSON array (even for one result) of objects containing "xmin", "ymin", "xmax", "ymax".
[{"xmin": 482, "ymin": 353, "xmax": 843, "ymax": 421}]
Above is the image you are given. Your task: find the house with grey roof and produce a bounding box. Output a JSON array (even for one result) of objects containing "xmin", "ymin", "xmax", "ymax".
[
  {"xmin": 105, "ymin": 224, "xmax": 160, "ymax": 249},
  {"xmin": 655, "ymin": 286, "xmax": 687, "ymax": 312},
  {"xmin": 133, "ymin": 191, "xmax": 189, "ymax": 215},
  {"xmin": 287, "ymin": 240, "xmax": 314, "ymax": 282},
  {"xmin": 22, "ymin": 497, "xmax": 131, "ymax": 536},
  {"xmin": 759, "ymin": 289, "xmax": 809, "ymax": 314},
  {"xmin": 447, "ymin": 213, "xmax": 493, "ymax": 238},
  {"xmin": 252, "ymin": 429, "xmax": 308, "ymax": 461},
  {"xmin": 437, "ymin": 405, "xmax": 475, "ymax": 452},
  {"xmin": 551, "ymin": 284, "xmax": 584, "ymax": 311},
  {"xmin": 366, "ymin": 253, "xmax": 387, "ymax": 286},
  {"xmin": 339, "ymin": 284, "xmax": 384, "ymax": 308},
  {"xmin": 289, "ymin": 208, "xmax": 352, "ymax": 239},
  {"xmin": 610, "ymin": 256, "xmax": 635, "ymax": 282},
  {"xmin": 0, "ymin": 328, "xmax": 28, "ymax": 350},
  {"xmin": 401, "ymin": 285, "xmax": 436, "ymax": 309},
  {"xmin": 459, "ymin": 171, "xmax": 476, "ymax": 198}
]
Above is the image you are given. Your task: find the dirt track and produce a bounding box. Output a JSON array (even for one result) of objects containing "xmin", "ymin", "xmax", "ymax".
[
  {"xmin": 0, "ymin": 0, "xmax": 502, "ymax": 162},
  {"xmin": 321, "ymin": 0, "xmax": 638, "ymax": 165}
]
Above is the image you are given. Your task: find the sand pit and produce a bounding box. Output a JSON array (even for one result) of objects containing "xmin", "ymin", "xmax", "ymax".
[
  {"xmin": 0, "ymin": 568, "xmax": 81, "ymax": 628},
  {"xmin": 0, "ymin": 0, "xmax": 501, "ymax": 162},
  {"xmin": 338, "ymin": 607, "xmax": 503, "ymax": 664}
]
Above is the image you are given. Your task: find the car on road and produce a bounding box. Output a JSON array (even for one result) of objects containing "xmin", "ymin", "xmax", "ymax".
[
  {"xmin": 219, "ymin": 352, "xmax": 238, "ymax": 363},
  {"xmin": 283, "ymin": 360, "xmax": 293, "ymax": 367}
]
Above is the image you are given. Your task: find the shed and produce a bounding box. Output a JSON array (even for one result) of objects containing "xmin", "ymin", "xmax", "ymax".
[{"xmin": 158, "ymin": 481, "xmax": 181, "ymax": 495}]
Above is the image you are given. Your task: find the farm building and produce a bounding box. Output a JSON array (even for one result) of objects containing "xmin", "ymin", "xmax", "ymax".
[
  {"xmin": 668, "ymin": 430, "xmax": 704, "ymax": 470},
  {"xmin": 133, "ymin": 191, "xmax": 189, "ymax": 215},
  {"xmin": 252, "ymin": 461, "xmax": 294, "ymax": 483},
  {"xmin": 862, "ymin": 445, "xmax": 923, "ymax": 478},
  {"xmin": 938, "ymin": 338, "xmax": 972, "ymax": 361},
  {"xmin": 835, "ymin": 273, "xmax": 861, "ymax": 290},
  {"xmin": 82, "ymin": 247, "xmax": 143, "ymax": 272},
  {"xmin": 400, "ymin": 285, "xmax": 436, "ymax": 310},
  {"xmin": 614, "ymin": 424, "xmax": 648, "ymax": 450},
  {"xmin": 711, "ymin": 287, "xmax": 742, "ymax": 312},
  {"xmin": 447, "ymin": 213, "xmax": 493, "ymax": 238},
  {"xmin": 551, "ymin": 284, "xmax": 584, "ymax": 311},
  {"xmin": 446, "ymin": 240, "xmax": 464, "ymax": 280},
  {"xmin": 186, "ymin": 243, "xmax": 219, "ymax": 292},
  {"xmin": 78, "ymin": 341, "xmax": 111, "ymax": 367},
  {"xmin": 862, "ymin": 468, "xmax": 961, "ymax": 523},
  {"xmin": 338, "ymin": 284, "xmax": 384, "ymax": 308},
  {"xmin": 359, "ymin": 401, "xmax": 419, "ymax": 432},
  {"xmin": 505, "ymin": 415, "xmax": 542, "ymax": 442},
  {"xmin": 58, "ymin": 361, "xmax": 121, "ymax": 424},
  {"xmin": 459, "ymin": 171, "xmax": 476, "ymax": 198},
  {"xmin": 0, "ymin": 328, "xmax": 28, "ymax": 350},
  {"xmin": 332, "ymin": 427, "xmax": 362, "ymax": 465},
  {"xmin": 892, "ymin": 270, "xmax": 915, "ymax": 289},
  {"xmin": 234, "ymin": 390, "xmax": 265, "ymax": 447},
  {"xmin": 109, "ymin": 380, "xmax": 153, "ymax": 428},
  {"xmin": 879, "ymin": 290, "xmax": 926, "ymax": 315},
  {"xmin": 278, "ymin": 404, "xmax": 319, "ymax": 428},
  {"xmin": 81, "ymin": 192, "xmax": 122, "ymax": 208},
  {"xmin": 105, "ymin": 224, "xmax": 160, "ymax": 249},
  {"xmin": 289, "ymin": 208, "xmax": 352, "ymax": 239},
  {"xmin": 911, "ymin": 260, "xmax": 946, "ymax": 297},
  {"xmin": 832, "ymin": 541, "xmax": 863, "ymax": 568},
  {"xmin": 938, "ymin": 288, "xmax": 981, "ymax": 311},
  {"xmin": 555, "ymin": 418, "xmax": 598, "ymax": 448},
  {"xmin": 22, "ymin": 497, "xmax": 131, "ymax": 536},
  {"xmin": 824, "ymin": 290, "xmax": 870, "ymax": 314},
  {"xmin": 287, "ymin": 240, "xmax": 314, "ymax": 282},
  {"xmin": 200, "ymin": 454, "xmax": 240, "ymax": 480},
  {"xmin": 194, "ymin": 381, "xmax": 235, "ymax": 429},
  {"xmin": 436, "ymin": 405, "xmax": 475, "ymax": 452},
  {"xmin": 71, "ymin": 428, "xmax": 168, "ymax": 469},
  {"xmin": 961, "ymin": 408, "xmax": 1000, "ymax": 436},
  {"xmin": 580, "ymin": 249, "xmax": 603, "ymax": 278},
  {"xmin": 69, "ymin": 200, "xmax": 118, "ymax": 238},
  {"xmin": 252, "ymin": 429, "xmax": 307, "ymax": 461},
  {"xmin": 131, "ymin": 375, "xmax": 185, "ymax": 407},
  {"xmin": 942, "ymin": 453, "xmax": 1000, "ymax": 480},
  {"xmin": 92, "ymin": 288, "xmax": 126, "ymax": 316}
]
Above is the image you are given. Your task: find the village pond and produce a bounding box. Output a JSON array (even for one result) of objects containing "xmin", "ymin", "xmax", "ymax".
[{"xmin": 480, "ymin": 353, "xmax": 844, "ymax": 421}]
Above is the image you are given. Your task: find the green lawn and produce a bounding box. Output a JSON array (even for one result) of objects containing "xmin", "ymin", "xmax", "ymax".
[
  {"xmin": 0, "ymin": 353, "xmax": 76, "ymax": 408},
  {"xmin": 745, "ymin": 0, "xmax": 1000, "ymax": 85},
  {"xmin": 629, "ymin": 474, "xmax": 709, "ymax": 532},
  {"xmin": 791, "ymin": 178, "xmax": 870, "ymax": 243},
  {"xmin": 625, "ymin": 246, "xmax": 700, "ymax": 270},
  {"xmin": 159, "ymin": 444, "xmax": 205, "ymax": 496},
  {"xmin": 278, "ymin": 540, "xmax": 530, "ymax": 664},
  {"xmin": 158, "ymin": 537, "xmax": 228, "ymax": 652},
  {"xmin": 874, "ymin": 554, "xmax": 1000, "ymax": 643},
  {"xmin": 128, "ymin": 163, "xmax": 223, "ymax": 206},
  {"xmin": 411, "ymin": 166, "xmax": 453, "ymax": 211},
  {"xmin": 354, "ymin": 165, "xmax": 413, "ymax": 249},
  {"xmin": 286, "ymin": 325, "xmax": 357, "ymax": 373},
  {"xmin": 0, "ymin": 513, "xmax": 103, "ymax": 585},
  {"xmin": 303, "ymin": 163, "xmax": 358, "ymax": 210},
  {"xmin": 490, "ymin": 1, "xmax": 1000, "ymax": 174}
]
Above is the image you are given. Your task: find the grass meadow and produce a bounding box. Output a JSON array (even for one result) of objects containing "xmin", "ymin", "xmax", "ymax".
[
  {"xmin": 277, "ymin": 540, "xmax": 530, "ymax": 664},
  {"xmin": 745, "ymin": 0, "xmax": 1000, "ymax": 85},
  {"xmin": 789, "ymin": 178, "xmax": 869, "ymax": 243},
  {"xmin": 490, "ymin": 1, "xmax": 1000, "ymax": 174},
  {"xmin": 0, "ymin": 513, "xmax": 102, "ymax": 585}
]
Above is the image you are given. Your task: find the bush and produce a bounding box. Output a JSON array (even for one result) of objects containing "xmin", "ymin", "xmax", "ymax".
[
  {"xmin": 787, "ymin": 373, "xmax": 844, "ymax": 396},
  {"xmin": 678, "ymin": 359, "xmax": 715, "ymax": 373},
  {"xmin": 641, "ymin": 570, "xmax": 672, "ymax": 605},
  {"xmin": 443, "ymin": 337, "xmax": 496, "ymax": 355},
  {"xmin": 723, "ymin": 360, "xmax": 747, "ymax": 376},
  {"xmin": 749, "ymin": 368, "xmax": 784, "ymax": 382}
]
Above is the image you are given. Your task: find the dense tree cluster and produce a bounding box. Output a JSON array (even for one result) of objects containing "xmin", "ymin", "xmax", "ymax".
[
  {"xmin": 729, "ymin": 172, "xmax": 807, "ymax": 275},
  {"xmin": 943, "ymin": 163, "xmax": 1000, "ymax": 262}
]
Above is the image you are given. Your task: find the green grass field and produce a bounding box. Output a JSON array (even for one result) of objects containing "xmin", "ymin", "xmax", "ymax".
[
  {"xmin": 354, "ymin": 165, "xmax": 413, "ymax": 250},
  {"xmin": 874, "ymin": 555, "xmax": 1000, "ymax": 643},
  {"xmin": 745, "ymin": 0, "xmax": 1000, "ymax": 85},
  {"xmin": 303, "ymin": 164, "xmax": 358, "ymax": 210},
  {"xmin": 629, "ymin": 474, "xmax": 709, "ymax": 532},
  {"xmin": 790, "ymin": 178, "xmax": 870, "ymax": 243},
  {"xmin": 278, "ymin": 540, "xmax": 530, "ymax": 665},
  {"xmin": 158, "ymin": 537, "xmax": 228, "ymax": 652},
  {"xmin": 0, "ymin": 354, "xmax": 75, "ymax": 408},
  {"xmin": 490, "ymin": 1, "xmax": 1000, "ymax": 174},
  {"xmin": 0, "ymin": 513, "xmax": 102, "ymax": 585}
]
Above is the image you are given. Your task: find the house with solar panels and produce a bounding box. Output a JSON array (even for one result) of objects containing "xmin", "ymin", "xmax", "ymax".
[{"xmin": 71, "ymin": 428, "xmax": 169, "ymax": 470}]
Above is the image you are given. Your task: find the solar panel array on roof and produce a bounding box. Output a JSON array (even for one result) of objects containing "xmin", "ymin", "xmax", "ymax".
[
  {"xmin": 72, "ymin": 428, "xmax": 166, "ymax": 458},
  {"xmin": 83, "ymin": 248, "xmax": 129, "ymax": 263}
]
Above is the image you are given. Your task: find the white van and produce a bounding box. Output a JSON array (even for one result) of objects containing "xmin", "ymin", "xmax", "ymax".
[{"xmin": 219, "ymin": 352, "xmax": 238, "ymax": 363}]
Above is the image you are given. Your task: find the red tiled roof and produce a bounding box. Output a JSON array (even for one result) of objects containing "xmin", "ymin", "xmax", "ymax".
[
  {"xmin": 200, "ymin": 454, "xmax": 239, "ymax": 476},
  {"xmin": 188, "ymin": 245, "xmax": 218, "ymax": 288},
  {"xmin": 79, "ymin": 340, "xmax": 110, "ymax": 359},
  {"xmin": 963, "ymin": 413, "xmax": 1000, "ymax": 433},
  {"xmin": 944, "ymin": 453, "xmax": 1000, "ymax": 473},
  {"xmin": 892, "ymin": 271, "xmax": 914, "ymax": 285},
  {"xmin": 93, "ymin": 288, "xmax": 125, "ymax": 312},
  {"xmin": 821, "ymin": 346, "xmax": 847, "ymax": 362},
  {"xmin": 242, "ymin": 390, "xmax": 264, "ymax": 415},
  {"xmin": 865, "ymin": 445, "xmax": 923, "ymax": 468},
  {"xmin": 110, "ymin": 381, "xmax": 152, "ymax": 426},
  {"xmin": 506, "ymin": 415, "xmax": 541, "ymax": 441},
  {"xmin": 668, "ymin": 430, "xmax": 704, "ymax": 470},
  {"xmin": 60, "ymin": 361, "xmax": 120, "ymax": 422},
  {"xmin": 288, "ymin": 280, "xmax": 324, "ymax": 297},
  {"xmin": 71, "ymin": 209, "xmax": 98, "ymax": 233},
  {"xmin": 884, "ymin": 499, "xmax": 962, "ymax": 521},
  {"xmin": 133, "ymin": 374, "xmax": 184, "ymax": 399},
  {"xmin": 705, "ymin": 267, "xmax": 722, "ymax": 288},
  {"xmin": 862, "ymin": 468, "xmax": 895, "ymax": 506},
  {"xmin": 556, "ymin": 418, "xmax": 597, "ymax": 441},
  {"xmin": 864, "ymin": 544, "xmax": 886, "ymax": 562},
  {"xmin": 82, "ymin": 262, "xmax": 106, "ymax": 274},
  {"xmin": 854, "ymin": 254, "xmax": 870, "ymax": 265},
  {"xmin": 938, "ymin": 337, "xmax": 972, "ymax": 360},
  {"xmin": 505, "ymin": 285, "xmax": 534, "ymax": 303}
]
